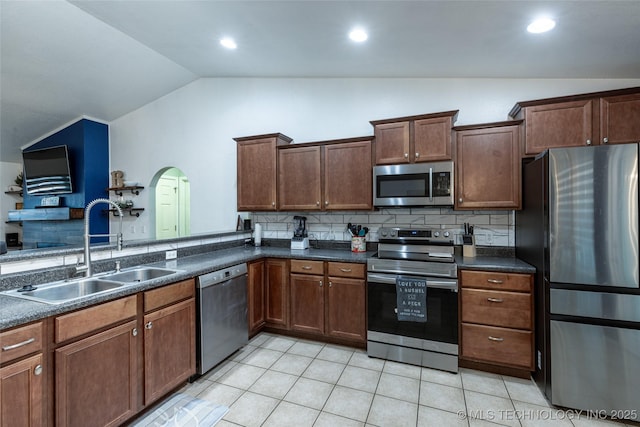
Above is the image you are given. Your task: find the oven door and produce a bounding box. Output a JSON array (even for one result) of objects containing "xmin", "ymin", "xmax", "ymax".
[{"xmin": 367, "ymin": 272, "xmax": 458, "ymax": 346}]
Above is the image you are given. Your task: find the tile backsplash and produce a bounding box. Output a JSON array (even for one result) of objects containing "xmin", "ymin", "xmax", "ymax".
[{"xmin": 251, "ymin": 208, "xmax": 515, "ymax": 247}]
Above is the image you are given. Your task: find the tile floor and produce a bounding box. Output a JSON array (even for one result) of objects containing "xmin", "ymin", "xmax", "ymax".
[{"xmin": 180, "ymin": 333, "xmax": 636, "ymax": 427}]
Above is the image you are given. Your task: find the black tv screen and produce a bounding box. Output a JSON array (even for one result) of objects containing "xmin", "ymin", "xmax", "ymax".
[{"xmin": 23, "ymin": 145, "xmax": 73, "ymax": 195}]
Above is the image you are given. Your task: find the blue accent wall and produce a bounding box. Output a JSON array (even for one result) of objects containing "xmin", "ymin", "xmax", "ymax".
[{"xmin": 22, "ymin": 119, "xmax": 109, "ymax": 248}]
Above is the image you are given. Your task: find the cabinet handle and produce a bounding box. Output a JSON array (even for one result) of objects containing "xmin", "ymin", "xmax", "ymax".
[
  {"xmin": 586, "ymin": 139, "xmax": 592, "ymax": 145},
  {"xmin": 302, "ymin": 266, "xmax": 312, "ymax": 270},
  {"xmin": 145, "ymin": 321, "xmax": 153, "ymax": 329},
  {"xmin": 339, "ymin": 268, "xmax": 352, "ymax": 273},
  {"xmin": 132, "ymin": 328, "xmax": 138, "ymax": 337},
  {"xmin": 603, "ymin": 137, "xmax": 609, "ymax": 144},
  {"xmin": 415, "ymin": 152, "xmax": 420, "ymax": 158},
  {"xmin": 487, "ymin": 279, "xmax": 504, "ymax": 284},
  {"xmin": 458, "ymin": 198, "xmax": 463, "ymax": 203},
  {"xmin": 488, "ymin": 336, "xmax": 504, "ymax": 342},
  {"xmin": 319, "ymin": 281, "xmax": 323, "ymax": 287},
  {"xmin": 2, "ymin": 337, "xmax": 35, "ymax": 351},
  {"xmin": 487, "ymin": 297, "xmax": 504, "ymax": 303},
  {"xmin": 404, "ymin": 153, "xmax": 409, "ymax": 158},
  {"xmin": 34, "ymin": 365, "xmax": 43, "ymax": 376}
]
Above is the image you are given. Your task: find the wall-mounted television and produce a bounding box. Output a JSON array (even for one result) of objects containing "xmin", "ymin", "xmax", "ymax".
[{"xmin": 23, "ymin": 145, "xmax": 73, "ymax": 195}]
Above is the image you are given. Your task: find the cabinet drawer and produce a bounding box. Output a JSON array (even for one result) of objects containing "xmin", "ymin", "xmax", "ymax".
[
  {"xmin": 55, "ymin": 295, "xmax": 137, "ymax": 343},
  {"xmin": 460, "ymin": 270, "xmax": 532, "ymax": 292},
  {"xmin": 1, "ymin": 322, "xmax": 43, "ymax": 364},
  {"xmin": 144, "ymin": 279, "xmax": 195, "ymax": 313},
  {"xmin": 327, "ymin": 262, "xmax": 365, "ymax": 279},
  {"xmin": 462, "ymin": 323, "xmax": 533, "ymax": 369},
  {"xmin": 290, "ymin": 260, "xmax": 324, "ymax": 275},
  {"xmin": 461, "ymin": 289, "xmax": 532, "ymax": 330}
]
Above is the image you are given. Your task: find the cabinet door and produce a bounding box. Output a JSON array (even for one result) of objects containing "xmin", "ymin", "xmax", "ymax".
[
  {"xmin": 414, "ymin": 116, "xmax": 453, "ymax": 162},
  {"xmin": 290, "ymin": 273, "xmax": 325, "ymax": 335},
  {"xmin": 523, "ymin": 100, "xmax": 595, "ymax": 155},
  {"xmin": 456, "ymin": 124, "xmax": 521, "ymax": 209},
  {"xmin": 237, "ymin": 138, "xmax": 278, "ymax": 211},
  {"xmin": 265, "ymin": 259, "xmax": 290, "ymax": 329},
  {"xmin": 324, "ymin": 141, "xmax": 372, "ymax": 210},
  {"xmin": 1, "ymin": 353, "xmax": 43, "ymax": 427},
  {"xmin": 278, "ymin": 146, "xmax": 322, "ymax": 210},
  {"xmin": 144, "ymin": 298, "xmax": 196, "ymax": 405},
  {"xmin": 56, "ymin": 320, "xmax": 138, "ymax": 427},
  {"xmin": 326, "ymin": 277, "xmax": 366, "ymax": 343},
  {"xmin": 374, "ymin": 122, "xmax": 410, "ymax": 164},
  {"xmin": 600, "ymin": 93, "xmax": 640, "ymax": 145},
  {"xmin": 248, "ymin": 260, "xmax": 266, "ymax": 335}
]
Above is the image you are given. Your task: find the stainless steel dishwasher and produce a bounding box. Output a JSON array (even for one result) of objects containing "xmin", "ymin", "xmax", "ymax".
[{"xmin": 196, "ymin": 263, "xmax": 248, "ymax": 375}]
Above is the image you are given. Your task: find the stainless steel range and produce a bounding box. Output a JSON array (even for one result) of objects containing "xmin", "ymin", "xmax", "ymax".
[{"xmin": 367, "ymin": 227, "xmax": 458, "ymax": 372}]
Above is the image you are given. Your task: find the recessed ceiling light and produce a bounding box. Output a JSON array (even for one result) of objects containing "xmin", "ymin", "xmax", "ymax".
[
  {"xmin": 349, "ymin": 28, "xmax": 368, "ymax": 43},
  {"xmin": 220, "ymin": 37, "xmax": 237, "ymax": 49},
  {"xmin": 527, "ymin": 18, "xmax": 556, "ymax": 34}
]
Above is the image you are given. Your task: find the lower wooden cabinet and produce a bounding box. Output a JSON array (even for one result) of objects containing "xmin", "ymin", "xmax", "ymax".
[
  {"xmin": 0, "ymin": 353, "xmax": 44, "ymax": 427},
  {"xmin": 248, "ymin": 260, "xmax": 266, "ymax": 335},
  {"xmin": 326, "ymin": 276, "xmax": 366, "ymax": 343},
  {"xmin": 290, "ymin": 272, "xmax": 325, "ymax": 335},
  {"xmin": 265, "ymin": 258, "xmax": 290, "ymax": 329}
]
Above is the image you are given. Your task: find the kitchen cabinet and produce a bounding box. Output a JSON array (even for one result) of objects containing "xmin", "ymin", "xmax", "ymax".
[
  {"xmin": 510, "ymin": 87, "xmax": 640, "ymax": 156},
  {"xmin": 265, "ymin": 258, "xmax": 290, "ymax": 330},
  {"xmin": 248, "ymin": 260, "xmax": 266, "ymax": 336},
  {"xmin": 0, "ymin": 322, "xmax": 44, "ymax": 427},
  {"xmin": 371, "ymin": 110, "xmax": 458, "ymax": 164},
  {"xmin": 235, "ymin": 133, "xmax": 292, "ymax": 211},
  {"xmin": 278, "ymin": 137, "xmax": 373, "ymax": 211},
  {"xmin": 290, "ymin": 260, "xmax": 325, "ymax": 336},
  {"xmin": 455, "ymin": 120, "xmax": 522, "ymax": 210},
  {"xmin": 460, "ymin": 270, "xmax": 534, "ymax": 372},
  {"xmin": 142, "ymin": 280, "xmax": 196, "ymax": 405}
]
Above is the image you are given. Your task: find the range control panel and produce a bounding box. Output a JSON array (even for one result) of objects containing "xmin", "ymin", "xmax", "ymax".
[{"xmin": 378, "ymin": 227, "xmax": 455, "ymax": 244}]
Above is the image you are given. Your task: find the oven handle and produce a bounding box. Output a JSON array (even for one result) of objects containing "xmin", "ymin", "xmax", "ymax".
[{"xmin": 367, "ymin": 273, "xmax": 458, "ymax": 292}]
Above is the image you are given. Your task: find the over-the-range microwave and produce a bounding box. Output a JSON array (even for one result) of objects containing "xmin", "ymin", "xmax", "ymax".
[{"xmin": 373, "ymin": 162, "xmax": 454, "ymax": 207}]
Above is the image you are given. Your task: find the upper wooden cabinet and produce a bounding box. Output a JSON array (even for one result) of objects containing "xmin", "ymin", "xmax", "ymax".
[
  {"xmin": 510, "ymin": 87, "xmax": 640, "ymax": 156},
  {"xmin": 278, "ymin": 137, "xmax": 373, "ymax": 211},
  {"xmin": 371, "ymin": 110, "xmax": 458, "ymax": 164},
  {"xmin": 235, "ymin": 133, "xmax": 292, "ymax": 211},
  {"xmin": 455, "ymin": 120, "xmax": 522, "ymax": 210}
]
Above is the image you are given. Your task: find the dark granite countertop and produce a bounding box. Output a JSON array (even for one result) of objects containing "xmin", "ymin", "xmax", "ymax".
[{"xmin": 1, "ymin": 245, "xmax": 534, "ymax": 330}]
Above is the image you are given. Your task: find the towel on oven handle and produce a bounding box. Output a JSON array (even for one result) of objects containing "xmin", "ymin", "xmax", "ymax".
[{"xmin": 396, "ymin": 275, "xmax": 427, "ymax": 322}]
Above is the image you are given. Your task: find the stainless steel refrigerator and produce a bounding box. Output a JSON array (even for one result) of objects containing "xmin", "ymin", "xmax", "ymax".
[{"xmin": 516, "ymin": 143, "xmax": 640, "ymax": 421}]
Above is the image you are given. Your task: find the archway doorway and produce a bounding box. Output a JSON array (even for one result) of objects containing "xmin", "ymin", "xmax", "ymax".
[{"xmin": 150, "ymin": 167, "xmax": 190, "ymax": 239}]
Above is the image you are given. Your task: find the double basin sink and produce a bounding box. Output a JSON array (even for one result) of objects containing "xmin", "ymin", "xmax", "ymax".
[{"xmin": 3, "ymin": 267, "xmax": 181, "ymax": 305}]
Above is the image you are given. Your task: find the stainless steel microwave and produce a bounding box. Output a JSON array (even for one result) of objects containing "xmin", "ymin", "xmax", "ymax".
[{"xmin": 373, "ymin": 162, "xmax": 454, "ymax": 207}]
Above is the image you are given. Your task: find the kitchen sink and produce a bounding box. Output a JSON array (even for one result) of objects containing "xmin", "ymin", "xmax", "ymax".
[
  {"xmin": 101, "ymin": 267, "xmax": 179, "ymax": 283},
  {"xmin": 3, "ymin": 278, "xmax": 126, "ymax": 304}
]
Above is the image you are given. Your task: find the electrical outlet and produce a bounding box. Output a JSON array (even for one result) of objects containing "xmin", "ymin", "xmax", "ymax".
[{"xmin": 166, "ymin": 250, "xmax": 177, "ymax": 260}]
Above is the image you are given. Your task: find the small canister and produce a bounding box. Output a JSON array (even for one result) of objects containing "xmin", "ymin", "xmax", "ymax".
[{"xmin": 351, "ymin": 236, "xmax": 366, "ymax": 252}]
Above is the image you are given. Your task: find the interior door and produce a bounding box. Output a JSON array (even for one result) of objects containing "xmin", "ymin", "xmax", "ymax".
[{"xmin": 156, "ymin": 176, "xmax": 178, "ymax": 239}]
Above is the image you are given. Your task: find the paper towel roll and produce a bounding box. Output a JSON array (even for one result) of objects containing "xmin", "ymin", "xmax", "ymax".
[{"xmin": 254, "ymin": 223, "xmax": 262, "ymax": 247}]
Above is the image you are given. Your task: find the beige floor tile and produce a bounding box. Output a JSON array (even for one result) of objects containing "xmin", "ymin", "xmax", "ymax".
[
  {"xmin": 270, "ymin": 353, "xmax": 314, "ymax": 376},
  {"xmin": 383, "ymin": 360, "xmax": 422, "ymax": 379},
  {"xmin": 324, "ymin": 385, "xmax": 374, "ymax": 422},
  {"xmin": 315, "ymin": 411, "xmax": 365, "ymax": 427},
  {"xmin": 224, "ymin": 391, "xmax": 279, "ymax": 427},
  {"xmin": 503, "ymin": 376, "xmax": 549, "ymax": 407},
  {"xmin": 316, "ymin": 344, "xmax": 355, "ymax": 364},
  {"xmin": 349, "ymin": 351, "xmax": 385, "ymax": 371},
  {"xmin": 367, "ymin": 394, "xmax": 418, "ymax": 427},
  {"xmin": 418, "ymin": 405, "xmax": 470, "ymax": 427},
  {"xmin": 419, "ymin": 380, "xmax": 466, "ymax": 414},
  {"xmin": 262, "ymin": 336, "xmax": 296, "ymax": 352},
  {"xmin": 240, "ymin": 347, "xmax": 284, "ymax": 369},
  {"xmin": 468, "ymin": 418, "xmax": 510, "ymax": 427},
  {"xmin": 283, "ymin": 377, "xmax": 334, "ymax": 410},
  {"xmin": 571, "ymin": 416, "xmax": 630, "ymax": 427},
  {"xmin": 213, "ymin": 420, "xmax": 241, "ymax": 427},
  {"xmin": 249, "ymin": 332, "xmax": 273, "ymax": 347},
  {"xmin": 421, "ymin": 366, "xmax": 463, "ymax": 388},
  {"xmin": 376, "ymin": 372, "xmax": 420, "ymax": 404},
  {"xmin": 287, "ymin": 340, "xmax": 324, "ymax": 358},
  {"xmin": 218, "ymin": 364, "xmax": 266, "ymax": 390},
  {"xmin": 202, "ymin": 360, "xmax": 238, "ymax": 382},
  {"xmin": 302, "ymin": 358, "xmax": 346, "ymax": 384},
  {"xmin": 262, "ymin": 401, "xmax": 319, "ymax": 427},
  {"xmin": 230, "ymin": 344, "xmax": 257, "ymax": 362},
  {"xmin": 337, "ymin": 365, "xmax": 381, "ymax": 393},
  {"xmin": 512, "ymin": 400, "xmax": 577, "ymax": 427},
  {"xmin": 249, "ymin": 369, "xmax": 298, "ymax": 399},
  {"xmin": 197, "ymin": 382, "xmax": 243, "ymax": 407},
  {"xmin": 179, "ymin": 378, "xmax": 211, "ymax": 397},
  {"xmin": 461, "ymin": 369, "xmax": 510, "ymax": 398},
  {"xmin": 464, "ymin": 390, "xmax": 518, "ymax": 427}
]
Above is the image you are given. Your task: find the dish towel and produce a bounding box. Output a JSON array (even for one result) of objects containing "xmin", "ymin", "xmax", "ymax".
[
  {"xmin": 396, "ymin": 275, "xmax": 428, "ymax": 322},
  {"xmin": 130, "ymin": 392, "xmax": 229, "ymax": 427}
]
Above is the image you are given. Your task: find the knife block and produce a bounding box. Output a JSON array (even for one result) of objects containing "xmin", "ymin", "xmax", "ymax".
[{"xmin": 462, "ymin": 234, "xmax": 476, "ymax": 257}]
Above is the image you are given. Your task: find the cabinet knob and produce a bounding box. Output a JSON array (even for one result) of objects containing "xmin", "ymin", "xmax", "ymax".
[
  {"xmin": 415, "ymin": 152, "xmax": 420, "ymax": 158},
  {"xmin": 132, "ymin": 328, "xmax": 138, "ymax": 337},
  {"xmin": 145, "ymin": 321, "xmax": 153, "ymax": 330},
  {"xmin": 586, "ymin": 139, "xmax": 592, "ymax": 145},
  {"xmin": 272, "ymin": 201, "xmax": 275, "ymax": 206},
  {"xmin": 325, "ymin": 201, "xmax": 329, "ymax": 206},
  {"xmin": 319, "ymin": 280, "xmax": 323, "ymax": 287},
  {"xmin": 34, "ymin": 364, "xmax": 43, "ymax": 376},
  {"xmin": 458, "ymin": 198, "xmax": 463, "ymax": 203},
  {"xmin": 603, "ymin": 137, "xmax": 609, "ymax": 144},
  {"xmin": 404, "ymin": 153, "xmax": 409, "ymax": 158},
  {"xmin": 316, "ymin": 201, "xmax": 320, "ymax": 206},
  {"xmin": 329, "ymin": 281, "xmax": 333, "ymax": 287}
]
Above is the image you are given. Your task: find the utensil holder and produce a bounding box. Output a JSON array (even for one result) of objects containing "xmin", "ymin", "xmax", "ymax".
[
  {"xmin": 462, "ymin": 234, "xmax": 476, "ymax": 257},
  {"xmin": 351, "ymin": 236, "xmax": 366, "ymax": 252}
]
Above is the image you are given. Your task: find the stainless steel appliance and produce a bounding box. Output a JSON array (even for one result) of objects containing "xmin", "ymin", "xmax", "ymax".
[
  {"xmin": 516, "ymin": 144, "xmax": 640, "ymax": 420},
  {"xmin": 367, "ymin": 227, "xmax": 459, "ymax": 372},
  {"xmin": 373, "ymin": 162, "xmax": 454, "ymax": 207},
  {"xmin": 195, "ymin": 263, "xmax": 248, "ymax": 375},
  {"xmin": 291, "ymin": 215, "xmax": 309, "ymax": 250}
]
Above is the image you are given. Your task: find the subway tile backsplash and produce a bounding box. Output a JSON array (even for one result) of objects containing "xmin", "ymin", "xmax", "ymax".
[{"xmin": 251, "ymin": 208, "xmax": 515, "ymax": 247}]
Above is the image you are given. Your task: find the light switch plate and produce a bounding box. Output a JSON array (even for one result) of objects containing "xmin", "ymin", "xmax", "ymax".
[{"xmin": 165, "ymin": 250, "xmax": 177, "ymax": 260}]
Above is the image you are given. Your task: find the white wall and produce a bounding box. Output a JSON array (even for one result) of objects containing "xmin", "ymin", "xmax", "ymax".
[
  {"xmin": 1, "ymin": 161, "xmax": 23, "ymax": 244},
  {"xmin": 109, "ymin": 77, "xmax": 640, "ymax": 241}
]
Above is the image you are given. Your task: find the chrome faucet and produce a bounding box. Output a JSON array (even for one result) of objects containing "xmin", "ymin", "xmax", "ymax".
[{"xmin": 77, "ymin": 198, "xmax": 124, "ymax": 277}]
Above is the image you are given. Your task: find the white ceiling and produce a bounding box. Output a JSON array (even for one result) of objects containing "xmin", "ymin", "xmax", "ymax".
[{"xmin": 2, "ymin": 0, "xmax": 640, "ymax": 162}]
